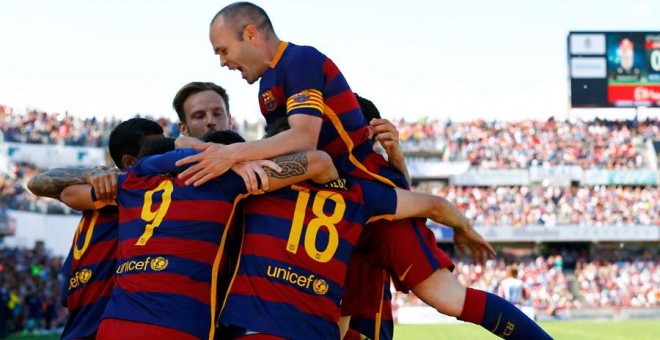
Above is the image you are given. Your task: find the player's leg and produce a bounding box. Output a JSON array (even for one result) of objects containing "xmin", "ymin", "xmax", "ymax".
[
  {"xmin": 358, "ymin": 218, "xmax": 453, "ymax": 293},
  {"xmin": 358, "ymin": 218, "xmax": 553, "ymax": 339},
  {"xmin": 412, "ymin": 268, "xmax": 553, "ymax": 339},
  {"xmin": 342, "ymin": 218, "xmax": 447, "ymax": 340}
]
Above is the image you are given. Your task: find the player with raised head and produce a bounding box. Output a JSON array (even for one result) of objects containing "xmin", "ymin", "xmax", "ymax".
[
  {"xmin": 27, "ymin": 118, "xmax": 164, "ymax": 339},
  {"xmin": 58, "ymin": 139, "xmax": 338, "ymax": 339},
  {"xmin": 178, "ymin": 3, "xmax": 552, "ymax": 339},
  {"xmin": 177, "ymin": 3, "xmax": 552, "ymax": 337},
  {"xmin": 184, "ymin": 3, "xmax": 463, "ymax": 316}
]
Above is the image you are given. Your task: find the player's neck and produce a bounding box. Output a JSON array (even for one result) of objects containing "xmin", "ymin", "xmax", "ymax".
[{"xmin": 265, "ymin": 37, "xmax": 283, "ymax": 61}]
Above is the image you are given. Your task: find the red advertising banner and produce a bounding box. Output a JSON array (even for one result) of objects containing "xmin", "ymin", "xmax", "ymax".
[{"xmin": 608, "ymin": 84, "xmax": 660, "ymax": 103}]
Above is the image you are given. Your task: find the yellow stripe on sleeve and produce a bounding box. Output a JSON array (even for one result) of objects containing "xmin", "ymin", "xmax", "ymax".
[{"xmin": 286, "ymin": 89, "xmax": 324, "ymax": 114}]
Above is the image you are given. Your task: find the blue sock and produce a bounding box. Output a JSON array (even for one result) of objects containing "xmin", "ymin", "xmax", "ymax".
[{"xmin": 458, "ymin": 287, "xmax": 553, "ymax": 340}]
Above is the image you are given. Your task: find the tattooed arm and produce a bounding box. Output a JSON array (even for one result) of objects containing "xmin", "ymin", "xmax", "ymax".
[
  {"xmin": 262, "ymin": 150, "xmax": 337, "ymax": 192},
  {"xmin": 27, "ymin": 167, "xmax": 110, "ymax": 200}
]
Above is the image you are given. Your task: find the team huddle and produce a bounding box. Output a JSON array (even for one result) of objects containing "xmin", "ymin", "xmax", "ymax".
[{"xmin": 28, "ymin": 2, "xmax": 553, "ymax": 340}]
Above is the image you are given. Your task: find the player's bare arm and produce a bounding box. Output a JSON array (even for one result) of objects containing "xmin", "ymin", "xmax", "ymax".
[
  {"xmin": 28, "ymin": 167, "xmax": 119, "ymax": 202},
  {"xmin": 262, "ymin": 150, "xmax": 337, "ymax": 192},
  {"xmin": 59, "ymin": 184, "xmax": 97, "ymax": 211},
  {"xmin": 27, "ymin": 167, "xmax": 93, "ymax": 199},
  {"xmin": 393, "ymin": 189, "xmax": 496, "ymax": 265},
  {"xmin": 27, "ymin": 167, "xmax": 109, "ymax": 199},
  {"xmin": 176, "ymin": 114, "xmax": 322, "ymax": 187},
  {"xmin": 59, "ymin": 150, "xmax": 335, "ymax": 210}
]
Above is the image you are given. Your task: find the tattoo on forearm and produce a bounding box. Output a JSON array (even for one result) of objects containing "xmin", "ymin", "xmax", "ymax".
[
  {"xmin": 28, "ymin": 167, "xmax": 92, "ymax": 199},
  {"xmin": 266, "ymin": 152, "xmax": 308, "ymax": 178}
]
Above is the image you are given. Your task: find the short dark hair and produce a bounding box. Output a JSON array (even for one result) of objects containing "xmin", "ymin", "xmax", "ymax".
[
  {"xmin": 137, "ymin": 137, "xmax": 176, "ymax": 160},
  {"xmin": 355, "ymin": 93, "xmax": 381, "ymax": 122},
  {"xmin": 263, "ymin": 117, "xmax": 290, "ymax": 138},
  {"xmin": 202, "ymin": 130, "xmax": 246, "ymax": 145},
  {"xmin": 108, "ymin": 118, "xmax": 163, "ymax": 169},
  {"xmin": 172, "ymin": 82, "xmax": 230, "ymax": 124},
  {"xmin": 211, "ymin": 2, "xmax": 275, "ymax": 39}
]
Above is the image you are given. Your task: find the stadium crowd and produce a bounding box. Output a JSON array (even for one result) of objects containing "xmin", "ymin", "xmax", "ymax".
[
  {"xmin": 392, "ymin": 252, "xmax": 659, "ymax": 317},
  {"xmin": 392, "ymin": 255, "xmax": 580, "ymax": 316},
  {"xmin": 413, "ymin": 184, "xmax": 659, "ymax": 227},
  {"xmin": 0, "ymin": 245, "xmax": 66, "ymax": 337},
  {"xmin": 394, "ymin": 117, "xmax": 659, "ymax": 169},
  {"xmin": 0, "ymin": 105, "xmax": 118, "ymax": 147},
  {"xmin": 3, "ymin": 104, "xmax": 658, "ymax": 170},
  {"xmin": 1, "ymin": 163, "xmax": 73, "ymax": 215},
  {"xmin": 576, "ymin": 259, "xmax": 659, "ymax": 308},
  {"xmin": 0, "ymin": 104, "xmax": 238, "ymax": 146}
]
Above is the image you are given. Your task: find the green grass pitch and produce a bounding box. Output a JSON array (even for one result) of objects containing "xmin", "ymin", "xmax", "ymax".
[{"xmin": 394, "ymin": 320, "xmax": 660, "ymax": 339}]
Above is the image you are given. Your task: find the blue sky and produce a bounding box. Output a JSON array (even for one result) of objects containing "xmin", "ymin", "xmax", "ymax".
[{"xmin": 1, "ymin": 0, "xmax": 658, "ymax": 123}]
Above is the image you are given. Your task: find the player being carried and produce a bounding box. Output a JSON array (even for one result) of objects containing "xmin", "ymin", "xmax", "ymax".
[{"xmin": 175, "ymin": 2, "xmax": 553, "ymax": 339}]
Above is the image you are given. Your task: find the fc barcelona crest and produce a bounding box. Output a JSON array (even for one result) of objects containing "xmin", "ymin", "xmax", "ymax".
[
  {"xmin": 292, "ymin": 91, "xmax": 311, "ymax": 103},
  {"xmin": 261, "ymin": 90, "xmax": 277, "ymax": 112}
]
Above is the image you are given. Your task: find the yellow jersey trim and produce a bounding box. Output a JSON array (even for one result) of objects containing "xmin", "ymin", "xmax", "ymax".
[
  {"xmin": 209, "ymin": 193, "xmax": 249, "ymax": 340},
  {"xmin": 323, "ymin": 105, "xmax": 397, "ymax": 188},
  {"xmin": 269, "ymin": 41, "xmax": 289, "ymax": 68}
]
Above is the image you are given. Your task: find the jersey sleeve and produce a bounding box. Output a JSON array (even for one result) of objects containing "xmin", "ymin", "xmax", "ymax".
[
  {"xmin": 359, "ymin": 180, "xmax": 397, "ymax": 224},
  {"xmin": 216, "ymin": 170, "xmax": 249, "ymax": 197},
  {"xmin": 133, "ymin": 148, "xmax": 200, "ymax": 176},
  {"xmin": 282, "ymin": 47, "xmax": 326, "ymax": 118}
]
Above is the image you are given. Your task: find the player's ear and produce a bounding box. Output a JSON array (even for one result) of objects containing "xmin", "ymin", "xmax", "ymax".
[
  {"xmin": 244, "ymin": 24, "xmax": 257, "ymax": 42},
  {"xmin": 122, "ymin": 155, "xmax": 137, "ymax": 168},
  {"xmin": 178, "ymin": 121, "xmax": 189, "ymax": 136}
]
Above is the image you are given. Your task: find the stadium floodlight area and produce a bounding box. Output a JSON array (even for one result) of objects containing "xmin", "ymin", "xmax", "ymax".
[{"xmin": 568, "ymin": 31, "xmax": 660, "ymax": 107}]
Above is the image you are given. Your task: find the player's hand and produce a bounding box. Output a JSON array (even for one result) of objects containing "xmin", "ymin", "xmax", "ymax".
[
  {"xmin": 175, "ymin": 143, "xmax": 239, "ymax": 186},
  {"xmin": 371, "ymin": 118, "xmax": 404, "ymax": 162},
  {"xmin": 453, "ymin": 226, "xmax": 496, "ymax": 266},
  {"xmin": 175, "ymin": 135, "xmax": 203, "ymax": 149},
  {"xmin": 231, "ymin": 160, "xmax": 282, "ymax": 194},
  {"xmin": 85, "ymin": 169, "xmax": 119, "ymax": 202}
]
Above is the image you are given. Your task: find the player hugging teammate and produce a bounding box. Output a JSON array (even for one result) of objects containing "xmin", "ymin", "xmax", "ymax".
[{"xmin": 28, "ymin": 2, "xmax": 553, "ymax": 339}]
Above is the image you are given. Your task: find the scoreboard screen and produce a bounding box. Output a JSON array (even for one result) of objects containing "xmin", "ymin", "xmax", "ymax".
[{"xmin": 569, "ymin": 31, "xmax": 660, "ymax": 107}]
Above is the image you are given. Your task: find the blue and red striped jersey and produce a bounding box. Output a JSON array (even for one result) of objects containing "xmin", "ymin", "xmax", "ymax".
[
  {"xmin": 348, "ymin": 277, "xmax": 394, "ymax": 340},
  {"xmin": 219, "ymin": 178, "xmax": 397, "ymax": 339},
  {"xmin": 258, "ymin": 42, "xmax": 408, "ymax": 189},
  {"xmin": 59, "ymin": 207, "xmax": 118, "ymax": 340},
  {"xmin": 100, "ymin": 149, "xmax": 248, "ymax": 339}
]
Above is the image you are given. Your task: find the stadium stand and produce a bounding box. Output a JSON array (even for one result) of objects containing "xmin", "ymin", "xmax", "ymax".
[
  {"xmin": 395, "ymin": 117, "xmax": 659, "ymax": 169},
  {"xmin": 0, "ymin": 105, "xmax": 658, "ymax": 334}
]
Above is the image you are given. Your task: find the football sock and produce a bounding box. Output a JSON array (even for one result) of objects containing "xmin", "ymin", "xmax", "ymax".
[{"xmin": 457, "ymin": 287, "xmax": 553, "ymax": 340}]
